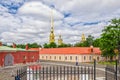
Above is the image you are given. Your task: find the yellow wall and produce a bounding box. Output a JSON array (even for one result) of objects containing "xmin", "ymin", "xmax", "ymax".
[{"xmin": 39, "ymin": 54, "xmax": 101, "ymax": 63}]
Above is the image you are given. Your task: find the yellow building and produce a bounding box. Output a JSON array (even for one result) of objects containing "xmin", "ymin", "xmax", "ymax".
[{"xmin": 39, "ymin": 47, "xmax": 102, "ymax": 63}]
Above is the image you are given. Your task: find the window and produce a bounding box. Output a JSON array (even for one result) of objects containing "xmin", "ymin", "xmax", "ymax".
[
  {"xmin": 89, "ymin": 56, "xmax": 91, "ymax": 60},
  {"xmin": 59, "ymin": 56, "xmax": 61, "ymax": 60},
  {"xmin": 50, "ymin": 56, "xmax": 51, "ymax": 59},
  {"xmin": 84, "ymin": 56, "xmax": 86, "ymax": 60},
  {"xmin": 76, "ymin": 56, "xmax": 77, "ymax": 60},
  {"xmin": 65, "ymin": 56, "xmax": 67, "ymax": 60},
  {"xmin": 97, "ymin": 57, "xmax": 99, "ymax": 61},
  {"xmin": 42, "ymin": 56, "xmax": 44, "ymax": 59},
  {"xmin": 32, "ymin": 56, "xmax": 34, "ymax": 59},
  {"xmin": 23, "ymin": 56, "xmax": 27, "ymax": 60},
  {"xmin": 70, "ymin": 56, "xmax": 72, "ymax": 60},
  {"xmin": 54, "ymin": 56, "xmax": 56, "ymax": 59},
  {"xmin": 46, "ymin": 56, "xmax": 47, "ymax": 59}
]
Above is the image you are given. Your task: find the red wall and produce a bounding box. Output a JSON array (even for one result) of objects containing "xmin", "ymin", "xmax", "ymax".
[{"xmin": 0, "ymin": 50, "xmax": 39, "ymax": 66}]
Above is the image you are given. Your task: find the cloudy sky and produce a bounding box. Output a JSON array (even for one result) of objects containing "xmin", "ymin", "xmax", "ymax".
[{"xmin": 0, "ymin": 0, "xmax": 120, "ymax": 45}]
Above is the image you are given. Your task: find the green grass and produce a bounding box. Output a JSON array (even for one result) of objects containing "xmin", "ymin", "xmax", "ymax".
[{"xmin": 98, "ymin": 61, "xmax": 116, "ymax": 65}]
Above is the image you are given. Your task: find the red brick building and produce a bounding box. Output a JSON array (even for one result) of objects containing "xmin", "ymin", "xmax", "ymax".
[{"xmin": 0, "ymin": 44, "xmax": 39, "ymax": 66}]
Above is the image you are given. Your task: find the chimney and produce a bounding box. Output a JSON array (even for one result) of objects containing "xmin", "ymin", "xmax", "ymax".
[
  {"xmin": 25, "ymin": 44, "xmax": 29, "ymax": 50},
  {"xmin": 90, "ymin": 45, "xmax": 93, "ymax": 53},
  {"xmin": 12, "ymin": 43, "xmax": 16, "ymax": 48},
  {"xmin": 0, "ymin": 41, "xmax": 2, "ymax": 46}
]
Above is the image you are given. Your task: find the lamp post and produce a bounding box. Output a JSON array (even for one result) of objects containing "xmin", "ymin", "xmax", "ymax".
[
  {"xmin": 118, "ymin": 41, "xmax": 120, "ymax": 63},
  {"xmin": 117, "ymin": 25, "xmax": 120, "ymax": 64},
  {"xmin": 76, "ymin": 56, "xmax": 78, "ymax": 66},
  {"xmin": 90, "ymin": 45, "xmax": 96, "ymax": 80},
  {"xmin": 90, "ymin": 45, "xmax": 94, "ymax": 60}
]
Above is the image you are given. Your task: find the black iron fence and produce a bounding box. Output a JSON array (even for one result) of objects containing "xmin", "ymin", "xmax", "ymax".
[
  {"xmin": 105, "ymin": 60, "xmax": 120, "ymax": 80},
  {"xmin": 15, "ymin": 60, "xmax": 97, "ymax": 80},
  {"xmin": 15, "ymin": 67, "xmax": 27, "ymax": 80},
  {"xmin": 15, "ymin": 65, "xmax": 95, "ymax": 80}
]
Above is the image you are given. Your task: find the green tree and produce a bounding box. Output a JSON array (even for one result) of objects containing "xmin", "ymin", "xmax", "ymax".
[
  {"xmin": 74, "ymin": 35, "xmax": 94, "ymax": 47},
  {"xmin": 28, "ymin": 43, "xmax": 41, "ymax": 48},
  {"xmin": 100, "ymin": 18, "xmax": 120, "ymax": 61},
  {"xmin": 86, "ymin": 35, "xmax": 94, "ymax": 46},
  {"xmin": 43, "ymin": 43, "xmax": 49, "ymax": 48},
  {"xmin": 58, "ymin": 43, "xmax": 72, "ymax": 48},
  {"xmin": 49, "ymin": 42, "xmax": 57, "ymax": 48},
  {"xmin": 93, "ymin": 38, "xmax": 101, "ymax": 47}
]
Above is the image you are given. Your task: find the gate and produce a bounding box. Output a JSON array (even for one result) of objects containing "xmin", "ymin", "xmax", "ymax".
[{"xmin": 4, "ymin": 53, "xmax": 14, "ymax": 66}]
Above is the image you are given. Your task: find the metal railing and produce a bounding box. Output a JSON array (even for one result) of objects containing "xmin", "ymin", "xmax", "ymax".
[
  {"xmin": 105, "ymin": 60, "xmax": 120, "ymax": 80},
  {"xmin": 15, "ymin": 65, "xmax": 95, "ymax": 80}
]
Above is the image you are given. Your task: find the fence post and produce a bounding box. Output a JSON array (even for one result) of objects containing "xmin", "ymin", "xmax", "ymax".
[
  {"xmin": 115, "ymin": 60, "xmax": 118, "ymax": 80},
  {"xmin": 94, "ymin": 59, "xmax": 96, "ymax": 80},
  {"xmin": 105, "ymin": 67, "xmax": 107, "ymax": 80}
]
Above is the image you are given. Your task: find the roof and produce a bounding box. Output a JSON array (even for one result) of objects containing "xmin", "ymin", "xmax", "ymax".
[
  {"xmin": 0, "ymin": 46, "xmax": 38, "ymax": 52},
  {"xmin": 0, "ymin": 46, "xmax": 17, "ymax": 51},
  {"xmin": 39, "ymin": 47, "xmax": 101, "ymax": 55}
]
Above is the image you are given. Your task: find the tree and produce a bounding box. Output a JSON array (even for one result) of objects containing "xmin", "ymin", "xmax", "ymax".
[
  {"xmin": 58, "ymin": 43, "xmax": 72, "ymax": 48},
  {"xmin": 28, "ymin": 43, "xmax": 41, "ymax": 48},
  {"xmin": 74, "ymin": 35, "xmax": 94, "ymax": 47},
  {"xmin": 100, "ymin": 18, "xmax": 120, "ymax": 61},
  {"xmin": 93, "ymin": 38, "xmax": 101, "ymax": 47},
  {"xmin": 43, "ymin": 42, "xmax": 57, "ymax": 48},
  {"xmin": 49, "ymin": 42, "xmax": 57, "ymax": 48},
  {"xmin": 43, "ymin": 43, "xmax": 49, "ymax": 48},
  {"xmin": 86, "ymin": 35, "xmax": 94, "ymax": 46}
]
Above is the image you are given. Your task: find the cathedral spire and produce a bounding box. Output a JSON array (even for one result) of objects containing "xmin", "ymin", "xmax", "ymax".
[
  {"xmin": 58, "ymin": 35, "xmax": 63, "ymax": 45},
  {"xmin": 81, "ymin": 33, "xmax": 86, "ymax": 42},
  {"xmin": 49, "ymin": 8, "xmax": 55, "ymax": 43}
]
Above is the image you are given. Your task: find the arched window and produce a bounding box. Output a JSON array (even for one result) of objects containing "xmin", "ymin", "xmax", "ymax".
[
  {"xmin": 50, "ymin": 56, "xmax": 51, "ymax": 59},
  {"xmin": 54, "ymin": 56, "xmax": 56, "ymax": 60},
  {"xmin": 42, "ymin": 56, "xmax": 44, "ymax": 59},
  {"xmin": 23, "ymin": 56, "xmax": 27, "ymax": 60},
  {"xmin": 84, "ymin": 56, "xmax": 86, "ymax": 60},
  {"xmin": 97, "ymin": 57, "xmax": 99, "ymax": 61},
  {"xmin": 65, "ymin": 56, "xmax": 67, "ymax": 60},
  {"xmin": 70, "ymin": 56, "xmax": 72, "ymax": 60},
  {"xmin": 59, "ymin": 56, "xmax": 61, "ymax": 60},
  {"xmin": 89, "ymin": 56, "xmax": 92, "ymax": 60}
]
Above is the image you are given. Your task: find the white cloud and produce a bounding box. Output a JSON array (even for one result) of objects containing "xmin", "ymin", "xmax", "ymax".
[
  {"xmin": 18, "ymin": 1, "xmax": 64, "ymax": 21},
  {"xmin": 0, "ymin": 0, "xmax": 120, "ymax": 45}
]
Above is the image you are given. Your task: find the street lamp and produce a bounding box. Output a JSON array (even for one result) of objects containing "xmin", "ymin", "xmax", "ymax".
[
  {"xmin": 118, "ymin": 41, "xmax": 120, "ymax": 63},
  {"xmin": 90, "ymin": 45, "xmax": 96, "ymax": 80},
  {"xmin": 90, "ymin": 45, "xmax": 95, "ymax": 60}
]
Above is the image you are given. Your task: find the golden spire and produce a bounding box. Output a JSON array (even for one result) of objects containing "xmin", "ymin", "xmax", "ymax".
[
  {"xmin": 81, "ymin": 33, "xmax": 86, "ymax": 42},
  {"xmin": 58, "ymin": 35, "xmax": 63, "ymax": 45},
  {"xmin": 49, "ymin": 8, "xmax": 55, "ymax": 43}
]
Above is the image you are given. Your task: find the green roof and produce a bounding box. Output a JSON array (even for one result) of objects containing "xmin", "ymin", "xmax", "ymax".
[{"xmin": 0, "ymin": 46, "xmax": 26, "ymax": 51}]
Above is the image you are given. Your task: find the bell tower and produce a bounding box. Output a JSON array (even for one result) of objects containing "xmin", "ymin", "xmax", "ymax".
[
  {"xmin": 58, "ymin": 35, "xmax": 63, "ymax": 45},
  {"xmin": 81, "ymin": 33, "xmax": 86, "ymax": 42},
  {"xmin": 49, "ymin": 8, "xmax": 55, "ymax": 43}
]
